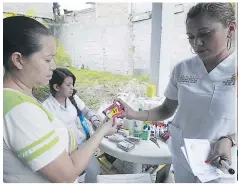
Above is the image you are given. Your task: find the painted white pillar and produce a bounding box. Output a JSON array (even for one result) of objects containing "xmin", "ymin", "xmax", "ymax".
[
  {"xmin": 149, "ymin": 3, "xmax": 162, "ymax": 93},
  {"xmin": 150, "ymin": 3, "xmax": 174, "ymax": 97}
]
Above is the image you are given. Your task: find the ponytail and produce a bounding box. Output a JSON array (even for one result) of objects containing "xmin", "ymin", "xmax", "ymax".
[{"xmin": 69, "ymin": 89, "xmax": 82, "ymax": 116}]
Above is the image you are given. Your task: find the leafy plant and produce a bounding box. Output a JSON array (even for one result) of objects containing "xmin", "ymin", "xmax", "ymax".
[
  {"xmin": 3, "ymin": 12, "xmax": 18, "ymax": 18},
  {"xmin": 67, "ymin": 66, "xmax": 149, "ymax": 85},
  {"xmin": 54, "ymin": 39, "xmax": 72, "ymax": 67},
  {"xmin": 32, "ymin": 86, "xmax": 50, "ymax": 102}
]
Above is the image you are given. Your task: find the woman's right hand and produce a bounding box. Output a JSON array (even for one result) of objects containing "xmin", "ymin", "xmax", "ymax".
[
  {"xmin": 114, "ymin": 98, "xmax": 136, "ymax": 120},
  {"xmin": 98, "ymin": 118, "xmax": 118, "ymax": 136}
]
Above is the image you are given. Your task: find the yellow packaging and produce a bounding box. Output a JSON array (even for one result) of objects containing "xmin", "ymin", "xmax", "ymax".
[{"xmin": 146, "ymin": 84, "xmax": 156, "ymax": 98}]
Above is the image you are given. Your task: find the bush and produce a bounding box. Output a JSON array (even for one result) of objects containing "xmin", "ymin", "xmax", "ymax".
[
  {"xmin": 32, "ymin": 86, "xmax": 50, "ymax": 102},
  {"xmin": 54, "ymin": 39, "xmax": 72, "ymax": 67}
]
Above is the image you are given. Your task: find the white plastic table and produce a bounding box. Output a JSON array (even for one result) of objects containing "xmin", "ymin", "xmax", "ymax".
[{"xmin": 99, "ymin": 137, "xmax": 172, "ymax": 173}]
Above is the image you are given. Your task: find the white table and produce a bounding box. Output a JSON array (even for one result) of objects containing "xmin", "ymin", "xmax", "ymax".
[{"xmin": 99, "ymin": 138, "xmax": 172, "ymax": 173}]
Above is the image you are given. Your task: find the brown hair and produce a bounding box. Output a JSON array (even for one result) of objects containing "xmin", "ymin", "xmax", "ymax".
[
  {"xmin": 186, "ymin": 3, "xmax": 235, "ymax": 27},
  {"xmin": 4, "ymin": 16, "xmax": 51, "ymax": 71}
]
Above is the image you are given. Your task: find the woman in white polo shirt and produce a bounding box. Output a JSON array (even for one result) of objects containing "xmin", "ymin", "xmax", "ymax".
[
  {"xmin": 3, "ymin": 16, "xmax": 118, "ymax": 183},
  {"xmin": 43, "ymin": 68, "xmax": 102, "ymax": 183},
  {"xmin": 116, "ymin": 3, "xmax": 236, "ymax": 183}
]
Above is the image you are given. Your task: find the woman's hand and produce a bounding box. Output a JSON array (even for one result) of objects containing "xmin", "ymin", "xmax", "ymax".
[
  {"xmin": 206, "ymin": 138, "xmax": 232, "ymax": 167},
  {"xmin": 114, "ymin": 98, "xmax": 136, "ymax": 120},
  {"xmin": 98, "ymin": 118, "xmax": 118, "ymax": 136},
  {"xmin": 92, "ymin": 120, "xmax": 101, "ymax": 130}
]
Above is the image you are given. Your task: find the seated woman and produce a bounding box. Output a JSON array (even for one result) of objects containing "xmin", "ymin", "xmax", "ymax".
[
  {"xmin": 3, "ymin": 16, "xmax": 118, "ymax": 183},
  {"xmin": 43, "ymin": 68, "xmax": 101, "ymax": 183}
]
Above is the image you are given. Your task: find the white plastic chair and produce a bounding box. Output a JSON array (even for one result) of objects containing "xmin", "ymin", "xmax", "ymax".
[{"xmin": 97, "ymin": 173, "xmax": 152, "ymax": 183}]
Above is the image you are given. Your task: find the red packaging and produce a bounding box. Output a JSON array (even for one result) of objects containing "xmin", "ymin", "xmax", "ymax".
[
  {"xmin": 102, "ymin": 102, "xmax": 123, "ymax": 119},
  {"xmin": 160, "ymin": 131, "xmax": 171, "ymax": 142}
]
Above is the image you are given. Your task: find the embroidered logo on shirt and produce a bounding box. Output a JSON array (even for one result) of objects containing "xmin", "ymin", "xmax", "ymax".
[
  {"xmin": 179, "ymin": 75, "xmax": 198, "ymax": 83},
  {"xmin": 223, "ymin": 74, "xmax": 236, "ymax": 86}
]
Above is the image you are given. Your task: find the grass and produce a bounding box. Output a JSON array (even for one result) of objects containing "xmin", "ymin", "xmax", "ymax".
[
  {"xmin": 67, "ymin": 66, "xmax": 149, "ymax": 86},
  {"xmin": 33, "ymin": 67, "xmax": 149, "ymax": 104}
]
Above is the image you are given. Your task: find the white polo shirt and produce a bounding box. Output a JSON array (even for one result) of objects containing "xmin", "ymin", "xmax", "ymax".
[
  {"xmin": 3, "ymin": 88, "xmax": 69, "ymax": 183},
  {"xmin": 43, "ymin": 94, "xmax": 91, "ymax": 148},
  {"xmin": 165, "ymin": 53, "xmax": 236, "ymax": 175}
]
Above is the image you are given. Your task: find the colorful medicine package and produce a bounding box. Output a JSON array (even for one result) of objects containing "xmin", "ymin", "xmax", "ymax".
[{"xmin": 102, "ymin": 102, "xmax": 123, "ymax": 119}]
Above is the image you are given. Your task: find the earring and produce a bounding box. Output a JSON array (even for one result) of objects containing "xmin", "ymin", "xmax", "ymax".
[
  {"xmin": 190, "ymin": 47, "xmax": 195, "ymax": 54},
  {"xmin": 227, "ymin": 37, "xmax": 231, "ymax": 51}
]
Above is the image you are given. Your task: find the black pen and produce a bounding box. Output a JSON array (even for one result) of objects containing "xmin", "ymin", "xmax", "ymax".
[{"xmin": 219, "ymin": 159, "xmax": 235, "ymax": 175}]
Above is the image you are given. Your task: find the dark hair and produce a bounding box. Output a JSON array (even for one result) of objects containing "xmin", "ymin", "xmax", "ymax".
[
  {"xmin": 49, "ymin": 68, "xmax": 81, "ymax": 116},
  {"xmin": 3, "ymin": 16, "xmax": 51, "ymax": 71},
  {"xmin": 186, "ymin": 3, "xmax": 235, "ymax": 27}
]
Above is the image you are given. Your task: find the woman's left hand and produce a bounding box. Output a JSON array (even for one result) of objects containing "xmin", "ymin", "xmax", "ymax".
[
  {"xmin": 206, "ymin": 138, "xmax": 232, "ymax": 167},
  {"xmin": 92, "ymin": 120, "xmax": 101, "ymax": 130}
]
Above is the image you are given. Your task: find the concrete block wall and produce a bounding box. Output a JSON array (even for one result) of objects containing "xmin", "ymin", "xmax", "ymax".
[
  {"xmin": 60, "ymin": 3, "xmax": 154, "ymax": 75},
  {"xmin": 162, "ymin": 3, "xmax": 195, "ymax": 72},
  {"xmin": 61, "ymin": 3, "xmax": 131, "ymax": 75},
  {"xmin": 60, "ymin": 3, "xmax": 196, "ymax": 76},
  {"xmin": 3, "ymin": 2, "xmax": 197, "ymax": 77},
  {"xmin": 98, "ymin": 3, "xmax": 131, "ymax": 74},
  {"xmin": 133, "ymin": 19, "xmax": 152, "ymax": 72},
  {"xmin": 3, "ymin": 3, "xmax": 53, "ymax": 19},
  {"xmin": 132, "ymin": 3, "xmax": 152, "ymax": 75},
  {"xmin": 157, "ymin": 3, "xmax": 195, "ymax": 95}
]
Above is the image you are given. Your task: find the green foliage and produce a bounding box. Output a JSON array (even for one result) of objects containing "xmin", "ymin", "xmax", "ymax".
[
  {"xmin": 135, "ymin": 75, "xmax": 150, "ymax": 83},
  {"xmin": 32, "ymin": 67, "xmax": 149, "ymax": 103},
  {"xmin": 85, "ymin": 97, "xmax": 100, "ymax": 108},
  {"xmin": 54, "ymin": 39, "xmax": 72, "ymax": 67},
  {"xmin": 32, "ymin": 86, "xmax": 50, "ymax": 102},
  {"xmin": 3, "ymin": 12, "xmax": 18, "ymax": 18},
  {"xmin": 67, "ymin": 67, "xmax": 149, "ymax": 86}
]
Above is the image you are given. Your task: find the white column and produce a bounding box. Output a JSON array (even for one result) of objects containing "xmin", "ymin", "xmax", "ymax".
[
  {"xmin": 150, "ymin": 3, "xmax": 174, "ymax": 96},
  {"xmin": 149, "ymin": 3, "xmax": 162, "ymax": 91}
]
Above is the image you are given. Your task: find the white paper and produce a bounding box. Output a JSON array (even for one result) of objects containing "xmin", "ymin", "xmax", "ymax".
[
  {"xmin": 182, "ymin": 139, "xmax": 223, "ymax": 182},
  {"xmin": 181, "ymin": 146, "xmax": 189, "ymax": 163},
  {"xmin": 196, "ymin": 170, "xmax": 223, "ymax": 183},
  {"xmin": 184, "ymin": 139, "xmax": 216, "ymax": 173},
  {"xmin": 181, "ymin": 145, "xmax": 222, "ymax": 183}
]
